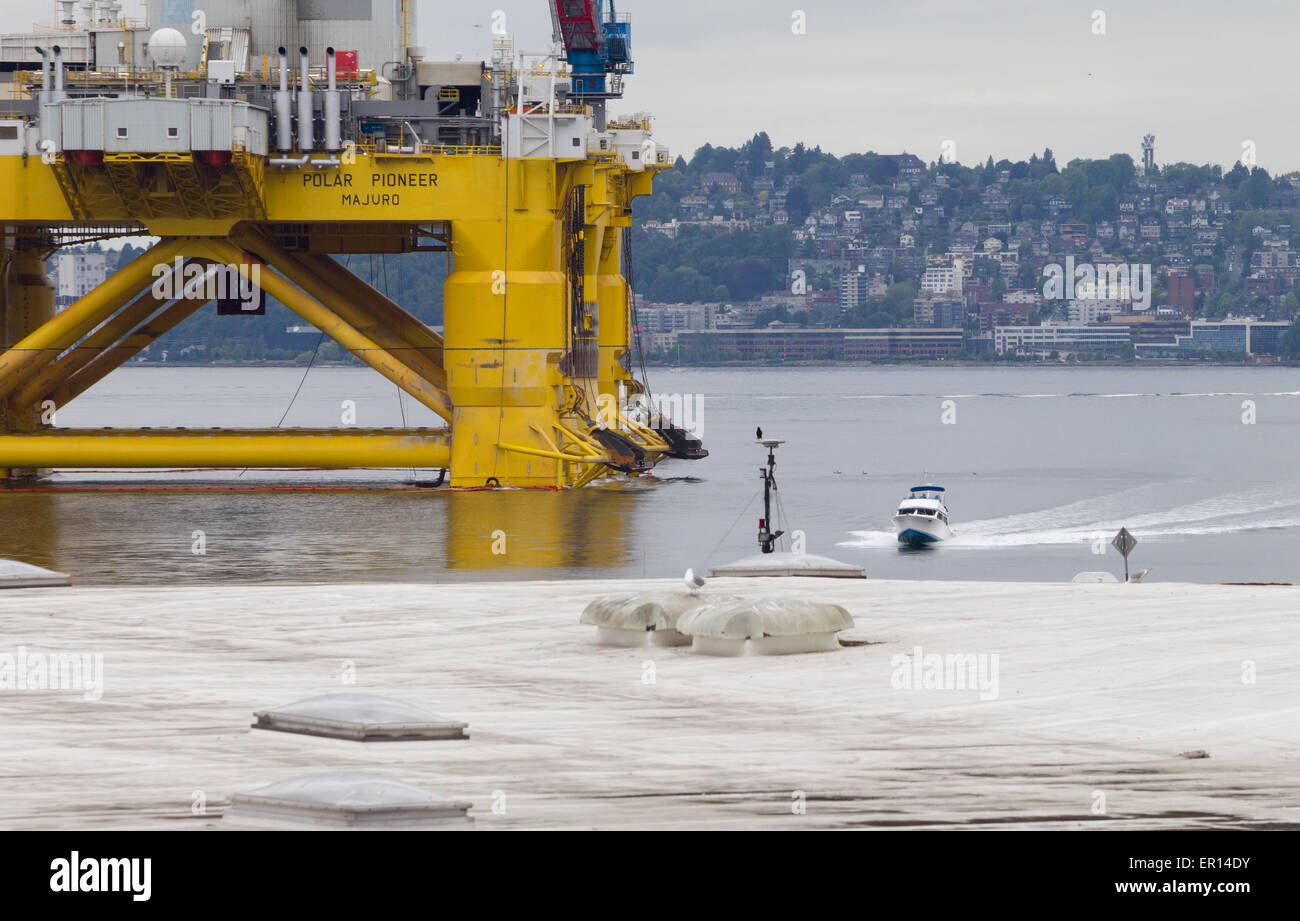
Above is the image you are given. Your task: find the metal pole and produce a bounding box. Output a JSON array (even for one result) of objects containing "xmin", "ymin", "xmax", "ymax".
[
  {"xmin": 763, "ymin": 455, "xmax": 772, "ymax": 542},
  {"xmin": 760, "ymin": 442, "xmax": 779, "ymax": 553}
]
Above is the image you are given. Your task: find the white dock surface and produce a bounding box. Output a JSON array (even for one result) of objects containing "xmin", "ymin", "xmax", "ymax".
[{"xmin": 2, "ymin": 578, "xmax": 1297, "ymax": 830}]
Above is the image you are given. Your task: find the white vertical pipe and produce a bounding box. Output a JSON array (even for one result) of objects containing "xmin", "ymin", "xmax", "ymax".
[
  {"xmin": 324, "ymin": 47, "xmax": 341, "ymax": 153},
  {"xmin": 275, "ymin": 46, "xmax": 292, "ymax": 152},
  {"xmin": 52, "ymin": 45, "xmax": 66, "ymax": 100},
  {"xmin": 297, "ymin": 46, "xmax": 314, "ymax": 151}
]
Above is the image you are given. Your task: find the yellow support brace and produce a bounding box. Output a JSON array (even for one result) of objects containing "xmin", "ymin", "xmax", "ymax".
[
  {"xmin": 297, "ymin": 251, "xmax": 446, "ymax": 367},
  {"xmin": 191, "ymin": 239, "xmax": 455, "ymax": 423},
  {"xmin": 0, "ymin": 428, "xmax": 451, "ymax": 469},
  {"xmin": 44, "ymin": 295, "xmax": 210, "ymax": 411},
  {"xmin": 234, "ymin": 232, "xmax": 450, "ymax": 393},
  {"xmin": 0, "ymin": 238, "xmax": 185, "ymax": 401},
  {"xmin": 10, "ymin": 259, "xmax": 212, "ymax": 413}
]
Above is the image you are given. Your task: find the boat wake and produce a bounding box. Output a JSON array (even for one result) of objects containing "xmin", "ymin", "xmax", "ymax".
[{"xmin": 841, "ymin": 485, "xmax": 1300, "ymax": 549}]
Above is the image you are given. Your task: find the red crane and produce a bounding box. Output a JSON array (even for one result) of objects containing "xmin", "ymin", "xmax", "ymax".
[{"xmin": 550, "ymin": 0, "xmax": 602, "ymax": 53}]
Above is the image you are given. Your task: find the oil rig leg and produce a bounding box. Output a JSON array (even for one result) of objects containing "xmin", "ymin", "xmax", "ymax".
[
  {"xmin": 443, "ymin": 202, "xmax": 573, "ymax": 489},
  {"xmin": 0, "ymin": 239, "xmax": 57, "ymax": 479}
]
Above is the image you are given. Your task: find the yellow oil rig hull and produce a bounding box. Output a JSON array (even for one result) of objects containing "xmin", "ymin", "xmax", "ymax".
[{"xmin": 0, "ymin": 4, "xmax": 702, "ymax": 488}]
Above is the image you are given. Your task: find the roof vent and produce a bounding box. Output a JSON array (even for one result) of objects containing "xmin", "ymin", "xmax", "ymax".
[
  {"xmin": 676, "ymin": 597, "xmax": 855, "ymax": 656},
  {"xmin": 710, "ymin": 552, "xmax": 865, "ymax": 579},
  {"xmin": 0, "ymin": 559, "xmax": 70, "ymax": 589},
  {"xmin": 580, "ymin": 592, "xmax": 736, "ymax": 647},
  {"xmin": 252, "ymin": 693, "xmax": 467, "ymax": 741},
  {"xmin": 224, "ymin": 772, "xmax": 473, "ymax": 829},
  {"xmin": 1071, "ymin": 571, "xmax": 1119, "ymax": 583}
]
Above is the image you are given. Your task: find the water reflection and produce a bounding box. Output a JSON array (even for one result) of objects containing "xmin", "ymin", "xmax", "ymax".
[
  {"xmin": 0, "ymin": 480, "xmax": 645, "ymax": 584},
  {"xmin": 443, "ymin": 487, "xmax": 634, "ymax": 571}
]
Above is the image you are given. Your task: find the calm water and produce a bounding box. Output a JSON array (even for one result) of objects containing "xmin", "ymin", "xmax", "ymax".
[{"xmin": 2, "ymin": 364, "xmax": 1299, "ymax": 585}]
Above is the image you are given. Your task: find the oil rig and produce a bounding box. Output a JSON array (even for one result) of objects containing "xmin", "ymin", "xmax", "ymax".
[{"xmin": 0, "ymin": 0, "xmax": 705, "ymax": 488}]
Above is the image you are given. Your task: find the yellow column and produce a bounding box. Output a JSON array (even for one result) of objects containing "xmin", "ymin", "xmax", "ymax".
[
  {"xmin": 594, "ymin": 223, "xmax": 634, "ymax": 403},
  {"xmin": 0, "ymin": 242, "xmax": 56, "ymax": 479},
  {"xmin": 443, "ymin": 158, "xmax": 570, "ymax": 487}
]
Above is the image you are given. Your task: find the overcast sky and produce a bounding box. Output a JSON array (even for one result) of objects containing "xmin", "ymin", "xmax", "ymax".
[{"xmin": 6, "ymin": 0, "xmax": 1298, "ymax": 172}]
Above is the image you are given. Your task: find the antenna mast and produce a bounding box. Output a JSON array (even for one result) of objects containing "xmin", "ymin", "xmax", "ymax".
[{"xmin": 757, "ymin": 439, "xmax": 785, "ymax": 553}]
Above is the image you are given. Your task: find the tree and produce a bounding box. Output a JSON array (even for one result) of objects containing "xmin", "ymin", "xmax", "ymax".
[
  {"xmin": 1232, "ymin": 167, "xmax": 1274, "ymax": 210},
  {"xmin": 731, "ymin": 258, "xmax": 779, "ymax": 301},
  {"xmin": 785, "ymin": 186, "xmax": 810, "ymax": 224},
  {"xmin": 1224, "ymin": 161, "xmax": 1250, "ymax": 189},
  {"xmin": 884, "ymin": 282, "xmax": 916, "ymax": 315},
  {"xmin": 752, "ymin": 306, "xmax": 791, "ymax": 327},
  {"xmin": 1281, "ymin": 318, "xmax": 1300, "ymax": 358},
  {"xmin": 744, "ymin": 131, "xmax": 773, "ymax": 165}
]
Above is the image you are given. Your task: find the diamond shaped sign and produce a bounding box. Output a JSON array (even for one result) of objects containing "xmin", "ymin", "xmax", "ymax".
[{"xmin": 1111, "ymin": 527, "xmax": 1138, "ymax": 558}]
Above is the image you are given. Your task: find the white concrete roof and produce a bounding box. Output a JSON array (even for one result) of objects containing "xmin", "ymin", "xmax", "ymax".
[
  {"xmin": 2, "ymin": 577, "xmax": 1297, "ymax": 829},
  {"xmin": 0, "ymin": 558, "xmax": 70, "ymax": 589}
]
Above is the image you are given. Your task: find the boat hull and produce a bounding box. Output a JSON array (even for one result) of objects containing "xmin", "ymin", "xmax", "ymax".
[{"xmin": 893, "ymin": 514, "xmax": 952, "ymax": 547}]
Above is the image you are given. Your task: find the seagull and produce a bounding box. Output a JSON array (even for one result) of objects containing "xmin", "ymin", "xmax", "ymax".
[
  {"xmin": 756, "ymin": 426, "xmax": 763, "ymax": 440},
  {"xmin": 684, "ymin": 568, "xmax": 706, "ymax": 594}
]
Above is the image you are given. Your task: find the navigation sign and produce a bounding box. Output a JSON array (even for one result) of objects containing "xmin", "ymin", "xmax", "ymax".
[{"xmin": 1111, "ymin": 527, "xmax": 1138, "ymax": 581}]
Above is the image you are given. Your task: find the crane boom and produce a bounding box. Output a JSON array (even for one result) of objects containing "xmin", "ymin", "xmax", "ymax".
[
  {"xmin": 551, "ymin": 0, "xmax": 602, "ymax": 52},
  {"xmin": 548, "ymin": 0, "xmax": 632, "ymax": 101}
]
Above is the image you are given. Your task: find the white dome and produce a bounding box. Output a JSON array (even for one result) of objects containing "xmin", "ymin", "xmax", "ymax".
[
  {"xmin": 148, "ymin": 28, "xmax": 188, "ymax": 68},
  {"xmin": 224, "ymin": 772, "xmax": 474, "ymax": 828},
  {"xmin": 251, "ymin": 692, "xmax": 468, "ymax": 741}
]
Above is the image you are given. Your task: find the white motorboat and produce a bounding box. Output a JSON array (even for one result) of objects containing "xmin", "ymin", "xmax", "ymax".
[{"xmin": 893, "ymin": 485, "xmax": 953, "ymax": 547}]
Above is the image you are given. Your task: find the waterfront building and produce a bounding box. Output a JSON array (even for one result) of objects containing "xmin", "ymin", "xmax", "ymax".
[
  {"xmin": 1134, "ymin": 319, "xmax": 1289, "ymax": 358},
  {"xmin": 993, "ymin": 324, "xmax": 1132, "ymax": 357}
]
